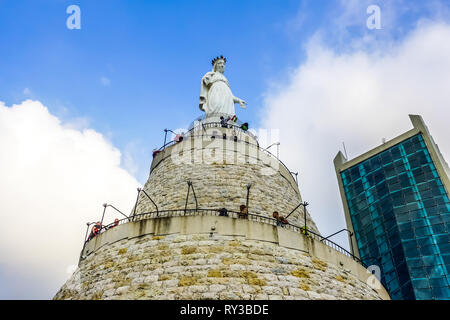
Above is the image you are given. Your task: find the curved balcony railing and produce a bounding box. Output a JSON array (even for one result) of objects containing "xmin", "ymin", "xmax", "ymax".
[
  {"xmin": 84, "ymin": 208, "xmax": 365, "ymax": 267},
  {"xmin": 155, "ymin": 122, "xmax": 298, "ymax": 186},
  {"xmin": 158, "ymin": 121, "xmax": 258, "ymax": 152}
]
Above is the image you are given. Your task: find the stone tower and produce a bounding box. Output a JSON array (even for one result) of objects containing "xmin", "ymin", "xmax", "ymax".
[
  {"xmin": 54, "ymin": 57, "xmax": 389, "ymax": 300},
  {"xmin": 54, "ymin": 117, "xmax": 390, "ymax": 300}
]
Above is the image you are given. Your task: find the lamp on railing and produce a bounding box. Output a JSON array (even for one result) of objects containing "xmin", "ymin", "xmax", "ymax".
[
  {"xmin": 184, "ymin": 181, "xmax": 198, "ymax": 214},
  {"xmin": 285, "ymin": 201, "xmax": 309, "ymax": 235},
  {"xmin": 133, "ymin": 188, "xmax": 141, "ymax": 216},
  {"xmin": 289, "ymin": 171, "xmax": 299, "ymax": 185},
  {"xmin": 79, "ymin": 221, "xmax": 98, "ymax": 265},
  {"xmin": 320, "ymin": 228, "xmax": 355, "ymax": 257},
  {"xmin": 135, "ymin": 187, "xmax": 159, "ymax": 216},
  {"xmin": 265, "ymin": 142, "xmax": 280, "ymax": 159},
  {"xmin": 163, "ymin": 128, "xmax": 178, "ymax": 147},
  {"xmin": 101, "ymin": 203, "xmax": 129, "ymax": 226}
]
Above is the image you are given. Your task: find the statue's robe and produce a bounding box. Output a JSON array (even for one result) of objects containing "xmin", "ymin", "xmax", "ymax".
[{"xmin": 199, "ymin": 71, "xmax": 235, "ymax": 116}]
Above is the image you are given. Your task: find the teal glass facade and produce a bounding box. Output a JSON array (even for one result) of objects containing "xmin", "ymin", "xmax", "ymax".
[{"xmin": 341, "ymin": 134, "xmax": 450, "ymax": 300}]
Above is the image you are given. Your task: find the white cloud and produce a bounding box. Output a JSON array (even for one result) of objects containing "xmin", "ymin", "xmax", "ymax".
[
  {"xmin": 262, "ymin": 22, "xmax": 450, "ymax": 248},
  {"xmin": 0, "ymin": 100, "xmax": 140, "ymax": 299}
]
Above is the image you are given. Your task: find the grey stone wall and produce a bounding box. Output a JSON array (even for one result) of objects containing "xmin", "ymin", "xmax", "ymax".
[
  {"xmin": 55, "ymin": 233, "xmax": 384, "ymax": 300},
  {"xmin": 135, "ymin": 129, "xmax": 319, "ymax": 233},
  {"xmin": 55, "ymin": 126, "xmax": 390, "ymax": 300}
]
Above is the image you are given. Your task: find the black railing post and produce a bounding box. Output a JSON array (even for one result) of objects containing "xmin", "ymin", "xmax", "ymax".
[
  {"xmin": 246, "ymin": 184, "xmax": 251, "ymax": 213},
  {"xmin": 100, "ymin": 203, "xmax": 107, "ymax": 226},
  {"xmin": 133, "ymin": 188, "xmax": 142, "ymax": 216},
  {"xmin": 163, "ymin": 129, "xmax": 178, "ymax": 150},
  {"xmin": 79, "ymin": 222, "xmax": 94, "ymax": 266},
  {"xmin": 140, "ymin": 189, "xmax": 159, "ymax": 216},
  {"xmin": 286, "ymin": 201, "xmax": 308, "ymax": 234},
  {"xmin": 349, "ymin": 231, "xmax": 355, "ymax": 257},
  {"xmin": 290, "ymin": 172, "xmax": 298, "ymax": 186},
  {"xmin": 163, "ymin": 129, "xmax": 168, "ymax": 148},
  {"xmin": 302, "ymin": 201, "xmax": 309, "ymax": 236},
  {"xmin": 81, "ymin": 207, "xmax": 365, "ymax": 268},
  {"xmin": 190, "ymin": 181, "xmax": 198, "ymax": 211},
  {"xmin": 102, "ymin": 204, "xmax": 130, "ymax": 223},
  {"xmin": 285, "ymin": 203, "xmax": 302, "ymax": 220},
  {"xmin": 184, "ymin": 181, "xmax": 191, "ymax": 215},
  {"xmin": 320, "ymin": 228, "xmax": 355, "ymax": 258}
]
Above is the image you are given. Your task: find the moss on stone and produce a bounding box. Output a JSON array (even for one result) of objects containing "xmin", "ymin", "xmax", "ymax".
[
  {"xmin": 239, "ymin": 271, "xmax": 257, "ymax": 279},
  {"xmin": 156, "ymin": 256, "xmax": 171, "ymax": 263},
  {"xmin": 210, "ymin": 278, "xmax": 231, "ymax": 285},
  {"xmin": 239, "ymin": 270, "xmax": 267, "ymax": 285},
  {"xmin": 159, "ymin": 250, "xmax": 172, "ymax": 257},
  {"xmin": 222, "ymin": 258, "xmax": 236, "ymax": 265},
  {"xmin": 157, "ymin": 244, "xmax": 169, "ymax": 250},
  {"xmin": 248, "ymin": 278, "xmax": 267, "ymax": 286},
  {"xmin": 291, "ymin": 268, "xmax": 310, "ymax": 278},
  {"xmin": 127, "ymin": 255, "xmax": 141, "ymax": 263},
  {"xmin": 152, "ymin": 236, "xmax": 165, "ymax": 240},
  {"xmin": 222, "ymin": 270, "xmax": 240, "ymax": 278},
  {"xmin": 114, "ymin": 279, "xmax": 132, "ymax": 289},
  {"xmin": 208, "ymin": 270, "xmax": 223, "ymax": 277},
  {"xmin": 336, "ymin": 275, "xmax": 346, "ymax": 283},
  {"xmin": 312, "ymin": 258, "xmax": 328, "ymax": 271},
  {"xmin": 299, "ymin": 282, "xmax": 310, "ymax": 291},
  {"xmin": 237, "ymin": 259, "xmax": 251, "ymax": 265},
  {"xmin": 228, "ymin": 240, "xmax": 240, "ymax": 247},
  {"xmin": 158, "ymin": 274, "xmax": 172, "ymax": 281},
  {"xmin": 181, "ymin": 246, "xmax": 197, "ymax": 254},
  {"xmin": 118, "ymin": 248, "xmax": 128, "ymax": 255},
  {"xmin": 208, "ymin": 246, "xmax": 223, "ymax": 253},
  {"xmin": 104, "ymin": 261, "xmax": 115, "ymax": 269},
  {"xmin": 178, "ymin": 276, "xmax": 197, "ymax": 287}
]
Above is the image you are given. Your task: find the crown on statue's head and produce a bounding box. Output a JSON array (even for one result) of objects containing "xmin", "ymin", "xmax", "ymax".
[{"xmin": 211, "ymin": 55, "xmax": 227, "ymax": 66}]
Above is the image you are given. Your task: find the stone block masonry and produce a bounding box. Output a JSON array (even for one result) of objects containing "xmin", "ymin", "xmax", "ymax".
[
  {"xmin": 54, "ymin": 215, "xmax": 389, "ymax": 300},
  {"xmin": 55, "ymin": 125, "xmax": 390, "ymax": 300},
  {"xmin": 135, "ymin": 129, "xmax": 319, "ymax": 233},
  {"xmin": 55, "ymin": 233, "xmax": 384, "ymax": 300}
]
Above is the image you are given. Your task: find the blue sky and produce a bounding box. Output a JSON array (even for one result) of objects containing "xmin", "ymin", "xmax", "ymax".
[
  {"xmin": 1, "ymin": 0, "xmax": 314, "ymax": 180},
  {"xmin": 0, "ymin": 0, "xmax": 445, "ymax": 182},
  {"xmin": 0, "ymin": 0, "xmax": 370, "ymax": 179},
  {"xmin": 1, "ymin": 0, "xmax": 450, "ymax": 299}
]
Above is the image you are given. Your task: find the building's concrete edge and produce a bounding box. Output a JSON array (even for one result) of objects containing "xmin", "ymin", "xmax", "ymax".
[
  {"xmin": 333, "ymin": 152, "xmax": 361, "ymax": 259},
  {"xmin": 336, "ymin": 127, "xmax": 419, "ymax": 172},
  {"xmin": 410, "ymin": 115, "xmax": 450, "ymax": 197}
]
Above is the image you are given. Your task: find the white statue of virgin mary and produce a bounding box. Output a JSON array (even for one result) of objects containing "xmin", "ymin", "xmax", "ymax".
[{"xmin": 199, "ymin": 56, "xmax": 246, "ymax": 117}]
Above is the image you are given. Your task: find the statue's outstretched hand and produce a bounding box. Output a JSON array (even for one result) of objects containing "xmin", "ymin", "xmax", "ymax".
[{"xmin": 239, "ymin": 99, "xmax": 247, "ymax": 109}]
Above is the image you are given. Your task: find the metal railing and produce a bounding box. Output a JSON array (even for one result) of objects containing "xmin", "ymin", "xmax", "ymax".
[
  {"xmin": 155, "ymin": 122, "xmax": 299, "ymax": 186},
  {"xmin": 158, "ymin": 121, "xmax": 258, "ymax": 152},
  {"xmin": 84, "ymin": 208, "xmax": 364, "ymax": 267}
]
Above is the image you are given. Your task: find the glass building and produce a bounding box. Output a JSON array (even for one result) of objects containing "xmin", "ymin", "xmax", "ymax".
[{"xmin": 334, "ymin": 115, "xmax": 450, "ymax": 300}]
